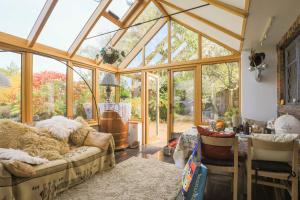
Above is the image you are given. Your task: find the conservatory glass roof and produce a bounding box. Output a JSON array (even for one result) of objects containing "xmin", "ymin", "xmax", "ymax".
[{"xmin": 0, "ymin": 0, "xmax": 248, "ymax": 70}]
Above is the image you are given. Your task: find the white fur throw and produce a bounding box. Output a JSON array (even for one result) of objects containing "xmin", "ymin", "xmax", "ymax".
[
  {"xmin": 0, "ymin": 148, "xmax": 48, "ymax": 164},
  {"xmin": 35, "ymin": 116, "xmax": 82, "ymax": 140}
]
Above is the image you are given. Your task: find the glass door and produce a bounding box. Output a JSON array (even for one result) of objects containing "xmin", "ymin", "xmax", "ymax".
[
  {"xmin": 170, "ymin": 69, "xmax": 195, "ymax": 133},
  {"xmin": 146, "ymin": 73, "xmax": 160, "ymax": 144}
]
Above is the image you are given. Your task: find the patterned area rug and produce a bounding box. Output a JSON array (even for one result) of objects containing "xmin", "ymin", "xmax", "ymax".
[{"xmin": 56, "ymin": 157, "xmax": 182, "ymax": 200}]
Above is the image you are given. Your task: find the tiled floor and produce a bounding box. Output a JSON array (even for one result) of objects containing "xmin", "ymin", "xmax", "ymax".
[{"xmin": 115, "ymin": 145, "xmax": 291, "ymax": 200}]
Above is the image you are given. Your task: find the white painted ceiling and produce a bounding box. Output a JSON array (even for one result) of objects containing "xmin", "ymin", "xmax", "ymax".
[{"xmin": 243, "ymin": 0, "xmax": 300, "ymax": 50}]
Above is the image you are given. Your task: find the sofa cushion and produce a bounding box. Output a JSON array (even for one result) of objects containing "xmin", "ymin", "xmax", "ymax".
[
  {"xmin": 63, "ymin": 146, "xmax": 104, "ymax": 187},
  {"xmin": 252, "ymin": 134, "xmax": 298, "ymax": 162},
  {"xmin": 197, "ymin": 126, "xmax": 235, "ymax": 160}
]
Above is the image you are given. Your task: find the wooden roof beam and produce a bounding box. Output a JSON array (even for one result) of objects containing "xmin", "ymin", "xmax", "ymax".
[
  {"xmin": 152, "ymin": 0, "xmax": 169, "ymax": 17},
  {"xmin": 157, "ymin": 0, "xmax": 244, "ymax": 41},
  {"xmin": 27, "ymin": 0, "xmax": 58, "ymax": 47},
  {"xmin": 68, "ymin": 0, "xmax": 112, "ymax": 57},
  {"xmin": 119, "ymin": 18, "xmax": 168, "ymax": 69},
  {"xmin": 102, "ymin": 11, "xmax": 124, "ymax": 28},
  {"xmin": 202, "ymin": 0, "xmax": 248, "ymax": 18},
  {"xmin": 0, "ymin": 32, "xmax": 117, "ymax": 72}
]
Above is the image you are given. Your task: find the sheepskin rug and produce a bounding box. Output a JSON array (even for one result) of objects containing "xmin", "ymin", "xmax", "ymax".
[
  {"xmin": 0, "ymin": 119, "xmax": 70, "ymax": 160},
  {"xmin": 56, "ymin": 157, "xmax": 182, "ymax": 200},
  {"xmin": 35, "ymin": 116, "xmax": 82, "ymax": 140},
  {"xmin": 0, "ymin": 148, "xmax": 48, "ymax": 164}
]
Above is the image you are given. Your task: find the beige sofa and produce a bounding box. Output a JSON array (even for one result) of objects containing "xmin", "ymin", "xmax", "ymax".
[{"xmin": 0, "ymin": 139, "xmax": 115, "ymax": 200}]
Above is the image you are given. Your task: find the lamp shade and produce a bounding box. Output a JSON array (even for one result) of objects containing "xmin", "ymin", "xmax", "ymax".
[
  {"xmin": 100, "ymin": 73, "xmax": 118, "ymax": 87},
  {"xmin": 0, "ymin": 72, "xmax": 11, "ymax": 87}
]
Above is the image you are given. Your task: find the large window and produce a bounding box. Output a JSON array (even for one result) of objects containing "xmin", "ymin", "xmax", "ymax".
[
  {"xmin": 120, "ymin": 73, "xmax": 142, "ymax": 119},
  {"xmin": 0, "ymin": 0, "xmax": 46, "ymax": 38},
  {"xmin": 73, "ymin": 67, "xmax": 93, "ymax": 120},
  {"xmin": 106, "ymin": 0, "xmax": 135, "ymax": 20},
  {"xmin": 33, "ymin": 55, "xmax": 67, "ymax": 121},
  {"xmin": 0, "ymin": 51, "xmax": 21, "ymax": 121},
  {"xmin": 115, "ymin": 2, "xmax": 162, "ymax": 60},
  {"xmin": 77, "ymin": 17, "xmax": 118, "ymax": 59},
  {"xmin": 38, "ymin": 0, "xmax": 99, "ymax": 50},
  {"xmin": 145, "ymin": 23, "xmax": 168, "ymax": 66},
  {"xmin": 127, "ymin": 50, "xmax": 143, "ymax": 69},
  {"xmin": 202, "ymin": 62, "xmax": 239, "ymax": 124},
  {"xmin": 202, "ymin": 36, "xmax": 232, "ymax": 58},
  {"xmin": 171, "ymin": 21, "xmax": 198, "ymax": 62}
]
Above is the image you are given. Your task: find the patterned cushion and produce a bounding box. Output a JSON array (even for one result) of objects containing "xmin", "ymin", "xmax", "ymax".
[
  {"xmin": 64, "ymin": 146, "xmax": 104, "ymax": 187},
  {"xmin": 63, "ymin": 146, "xmax": 103, "ymax": 167}
]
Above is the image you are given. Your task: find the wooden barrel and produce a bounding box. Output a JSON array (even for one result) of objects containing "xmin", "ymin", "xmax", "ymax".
[{"xmin": 99, "ymin": 110, "xmax": 128, "ymax": 150}]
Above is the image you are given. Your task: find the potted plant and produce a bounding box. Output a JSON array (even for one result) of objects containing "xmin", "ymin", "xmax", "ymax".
[{"xmin": 96, "ymin": 47, "xmax": 125, "ymax": 64}]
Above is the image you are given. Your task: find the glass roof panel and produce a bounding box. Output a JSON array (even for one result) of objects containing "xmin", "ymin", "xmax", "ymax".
[
  {"xmin": 202, "ymin": 36, "xmax": 232, "ymax": 58},
  {"xmin": 145, "ymin": 23, "xmax": 168, "ymax": 66},
  {"xmin": 115, "ymin": 2, "xmax": 162, "ymax": 60},
  {"xmin": 77, "ymin": 17, "xmax": 118, "ymax": 59},
  {"xmin": 106, "ymin": 0, "xmax": 135, "ymax": 20},
  {"xmin": 0, "ymin": 0, "xmax": 47, "ymax": 38},
  {"xmin": 37, "ymin": 0, "xmax": 99, "ymax": 51},
  {"xmin": 127, "ymin": 50, "xmax": 143, "ymax": 69},
  {"xmin": 171, "ymin": 21, "xmax": 198, "ymax": 62}
]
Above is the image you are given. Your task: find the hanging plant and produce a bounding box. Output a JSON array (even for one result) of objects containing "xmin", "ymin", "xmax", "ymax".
[{"xmin": 96, "ymin": 47, "xmax": 125, "ymax": 64}]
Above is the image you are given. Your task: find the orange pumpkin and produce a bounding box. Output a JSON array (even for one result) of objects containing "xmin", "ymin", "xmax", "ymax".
[{"xmin": 215, "ymin": 120, "xmax": 225, "ymax": 131}]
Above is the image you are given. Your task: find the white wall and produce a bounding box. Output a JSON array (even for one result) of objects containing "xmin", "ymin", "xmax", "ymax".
[{"xmin": 241, "ymin": 45, "xmax": 278, "ymax": 122}]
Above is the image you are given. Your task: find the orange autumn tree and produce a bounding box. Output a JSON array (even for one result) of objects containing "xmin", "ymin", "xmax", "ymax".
[{"xmin": 32, "ymin": 71, "xmax": 66, "ymax": 120}]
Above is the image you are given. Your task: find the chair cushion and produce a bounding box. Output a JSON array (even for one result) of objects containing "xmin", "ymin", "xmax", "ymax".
[
  {"xmin": 197, "ymin": 126, "xmax": 235, "ymax": 160},
  {"xmin": 252, "ymin": 134, "xmax": 298, "ymax": 162},
  {"xmin": 252, "ymin": 160, "xmax": 292, "ymax": 173},
  {"xmin": 202, "ymin": 157, "xmax": 234, "ymax": 167}
]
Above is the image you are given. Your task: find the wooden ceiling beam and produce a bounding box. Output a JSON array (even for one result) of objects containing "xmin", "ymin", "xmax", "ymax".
[
  {"xmin": 157, "ymin": 0, "xmax": 244, "ymax": 41},
  {"xmin": 0, "ymin": 32, "xmax": 117, "ymax": 72},
  {"xmin": 240, "ymin": 0, "xmax": 251, "ymax": 51},
  {"xmin": 119, "ymin": 18, "xmax": 168, "ymax": 69},
  {"xmin": 202, "ymin": 0, "xmax": 248, "ymax": 18},
  {"xmin": 68, "ymin": 0, "xmax": 112, "ymax": 58},
  {"xmin": 27, "ymin": 0, "xmax": 58, "ymax": 47},
  {"xmin": 152, "ymin": 0, "xmax": 169, "ymax": 17},
  {"xmin": 102, "ymin": 11, "xmax": 123, "ymax": 28}
]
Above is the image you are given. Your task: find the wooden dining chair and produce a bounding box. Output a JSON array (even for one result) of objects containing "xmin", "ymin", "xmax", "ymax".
[
  {"xmin": 200, "ymin": 135, "xmax": 239, "ymax": 200},
  {"xmin": 246, "ymin": 137, "xmax": 299, "ymax": 200}
]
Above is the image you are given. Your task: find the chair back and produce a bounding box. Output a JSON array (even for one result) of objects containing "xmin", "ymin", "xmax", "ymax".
[
  {"xmin": 248, "ymin": 136, "xmax": 299, "ymax": 163},
  {"xmin": 200, "ymin": 135, "xmax": 237, "ymax": 147}
]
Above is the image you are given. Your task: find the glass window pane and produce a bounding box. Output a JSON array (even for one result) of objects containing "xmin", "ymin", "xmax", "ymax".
[
  {"xmin": 171, "ymin": 21, "xmax": 198, "ymax": 62},
  {"xmin": 0, "ymin": 0, "xmax": 46, "ymax": 38},
  {"xmin": 77, "ymin": 17, "xmax": 118, "ymax": 59},
  {"xmin": 38, "ymin": 0, "xmax": 99, "ymax": 50},
  {"xmin": 0, "ymin": 51, "xmax": 21, "ymax": 121},
  {"xmin": 33, "ymin": 55, "xmax": 67, "ymax": 121},
  {"xmin": 127, "ymin": 51, "xmax": 143, "ymax": 69},
  {"xmin": 120, "ymin": 73, "xmax": 141, "ymax": 119},
  {"xmin": 145, "ymin": 23, "xmax": 168, "ymax": 66},
  {"xmin": 202, "ymin": 62, "xmax": 239, "ymax": 125},
  {"xmin": 106, "ymin": 0, "xmax": 135, "ymax": 20},
  {"xmin": 98, "ymin": 71, "xmax": 116, "ymax": 103},
  {"xmin": 202, "ymin": 37, "xmax": 232, "ymax": 58},
  {"xmin": 115, "ymin": 2, "xmax": 162, "ymax": 61},
  {"xmin": 73, "ymin": 67, "xmax": 93, "ymax": 120},
  {"xmin": 173, "ymin": 70, "xmax": 195, "ymax": 133}
]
